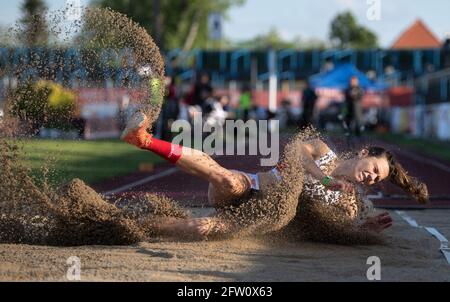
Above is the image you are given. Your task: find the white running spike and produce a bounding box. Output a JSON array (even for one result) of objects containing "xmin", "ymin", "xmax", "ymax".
[{"xmin": 120, "ymin": 111, "xmax": 147, "ymax": 140}]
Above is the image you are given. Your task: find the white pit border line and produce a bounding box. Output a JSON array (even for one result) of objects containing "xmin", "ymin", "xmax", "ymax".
[{"xmin": 395, "ymin": 211, "xmax": 450, "ymax": 266}]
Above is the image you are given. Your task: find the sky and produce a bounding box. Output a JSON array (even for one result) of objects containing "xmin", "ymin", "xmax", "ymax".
[{"xmin": 1, "ymin": 0, "xmax": 449, "ymax": 47}]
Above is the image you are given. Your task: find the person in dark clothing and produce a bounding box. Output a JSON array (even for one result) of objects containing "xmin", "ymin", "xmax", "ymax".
[
  {"xmin": 344, "ymin": 76, "xmax": 365, "ymax": 137},
  {"xmin": 300, "ymin": 82, "xmax": 318, "ymax": 128},
  {"xmin": 239, "ymin": 83, "xmax": 252, "ymax": 122},
  {"xmin": 161, "ymin": 76, "xmax": 180, "ymax": 141},
  {"xmin": 192, "ymin": 73, "xmax": 213, "ymax": 111}
]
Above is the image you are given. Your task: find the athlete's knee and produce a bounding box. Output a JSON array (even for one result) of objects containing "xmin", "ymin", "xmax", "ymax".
[{"xmin": 220, "ymin": 173, "xmax": 246, "ymax": 195}]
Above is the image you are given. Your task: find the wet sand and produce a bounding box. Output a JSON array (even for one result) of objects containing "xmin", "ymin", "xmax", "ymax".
[{"xmin": 1, "ymin": 209, "xmax": 449, "ymax": 282}]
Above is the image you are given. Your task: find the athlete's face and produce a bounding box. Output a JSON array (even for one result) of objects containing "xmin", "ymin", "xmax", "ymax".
[{"xmin": 352, "ymin": 150, "xmax": 390, "ymax": 186}]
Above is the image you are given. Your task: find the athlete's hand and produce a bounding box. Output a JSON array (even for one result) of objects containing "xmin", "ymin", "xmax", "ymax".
[
  {"xmin": 326, "ymin": 178, "xmax": 354, "ymax": 193},
  {"xmin": 360, "ymin": 212, "xmax": 393, "ymax": 233}
]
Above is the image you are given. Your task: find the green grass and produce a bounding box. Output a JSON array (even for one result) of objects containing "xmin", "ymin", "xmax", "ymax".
[
  {"xmin": 17, "ymin": 139, "xmax": 163, "ymax": 185},
  {"xmin": 370, "ymin": 132, "xmax": 450, "ymax": 162}
]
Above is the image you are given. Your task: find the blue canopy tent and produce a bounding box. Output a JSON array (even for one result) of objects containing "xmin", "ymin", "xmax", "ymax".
[{"xmin": 309, "ymin": 63, "xmax": 387, "ymax": 91}]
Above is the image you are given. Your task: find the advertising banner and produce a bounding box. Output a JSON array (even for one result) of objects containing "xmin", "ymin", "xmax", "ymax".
[{"xmin": 390, "ymin": 103, "xmax": 450, "ymax": 141}]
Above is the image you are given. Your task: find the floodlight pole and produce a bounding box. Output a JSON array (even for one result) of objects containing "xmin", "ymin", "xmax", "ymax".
[{"xmin": 268, "ymin": 48, "xmax": 278, "ymax": 113}]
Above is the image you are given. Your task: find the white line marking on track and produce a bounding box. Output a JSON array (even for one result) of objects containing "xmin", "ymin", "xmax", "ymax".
[
  {"xmin": 424, "ymin": 227, "xmax": 450, "ymax": 265},
  {"xmin": 103, "ymin": 168, "xmax": 178, "ymax": 195},
  {"xmin": 395, "ymin": 211, "xmax": 420, "ymax": 228},
  {"xmin": 367, "ymin": 192, "xmax": 383, "ymax": 200},
  {"xmin": 395, "ymin": 211, "xmax": 450, "ymax": 266},
  {"xmin": 425, "ymin": 227, "xmax": 449, "ymax": 247}
]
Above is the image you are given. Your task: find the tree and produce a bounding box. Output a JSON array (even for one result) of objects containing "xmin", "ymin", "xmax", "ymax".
[
  {"xmin": 19, "ymin": 0, "xmax": 49, "ymax": 47},
  {"xmin": 236, "ymin": 28, "xmax": 292, "ymax": 50},
  {"xmin": 330, "ymin": 11, "xmax": 378, "ymax": 49},
  {"xmin": 93, "ymin": 0, "xmax": 245, "ymax": 51},
  {"xmin": 236, "ymin": 28, "xmax": 328, "ymax": 50},
  {"xmin": 0, "ymin": 26, "xmax": 14, "ymax": 46},
  {"xmin": 9, "ymin": 80, "xmax": 76, "ymax": 133}
]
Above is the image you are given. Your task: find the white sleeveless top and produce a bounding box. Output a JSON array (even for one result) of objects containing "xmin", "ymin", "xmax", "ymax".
[
  {"xmin": 269, "ymin": 150, "xmax": 341, "ymax": 205},
  {"xmin": 299, "ymin": 150, "xmax": 342, "ymax": 205}
]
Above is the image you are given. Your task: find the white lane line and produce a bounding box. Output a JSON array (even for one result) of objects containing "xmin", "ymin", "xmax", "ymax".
[
  {"xmin": 424, "ymin": 227, "xmax": 450, "ymax": 265},
  {"xmin": 367, "ymin": 192, "xmax": 383, "ymax": 200},
  {"xmin": 395, "ymin": 211, "xmax": 420, "ymax": 228},
  {"xmin": 425, "ymin": 227, "xmax": 449, "ymax": 247},
  {"xmin": 394, "ymin": 149, "xmax": 450, "ymax": 174},
  {"xmin": 395, "ymin": 211, "xmax": 450, "ymax": 266},
  {"xmin": 103, "ymin": 168, "xmax": 178, "ymax": 196},
  {"xmin": 441, "ymin": 248, "xmax": 450, "ymax": 265}
]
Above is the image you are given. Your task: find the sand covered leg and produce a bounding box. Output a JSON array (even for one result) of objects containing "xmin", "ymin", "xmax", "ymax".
[
  {"xmin": 215, "ymin": 132, "xmax": 306, "ymax": 237},
  {"xmin": 122, "ymin": 111, "xmax": 251, "ymax": 201}
]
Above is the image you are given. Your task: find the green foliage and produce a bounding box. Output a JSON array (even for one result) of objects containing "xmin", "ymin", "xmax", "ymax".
[
  {"xmin": 330, "ymin": 11, "xmax": 378, "ymax": 49},
  {"xmin": 93, "ymin": 0, "xmax": 245, "ymax": 50},
  {"xmin": 10, "ymin": 80, "xmax": 76, "ymax": 132},
  {"xmin": 236, "ymin": 28, "xmax": 292, "ymax": 50},
  {"xmin": 235, "ymin": 27, "xmax": 328, "ymax": 50},
  {"xmin": 18, "ymin": 0, "xmax": 49, "ymax": 47},
  {"xmin": 0, "ymin": 26, "xmax": 14, "ymax": 46}
]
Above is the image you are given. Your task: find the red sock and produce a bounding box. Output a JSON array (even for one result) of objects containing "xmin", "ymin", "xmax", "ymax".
[
  {"xmin": 276, "ymin": 162, "xmax": 286, "ymax": 171},
  {"xmin": 142, "ymin": 136, "xmax": 183, "ymax": 164}
]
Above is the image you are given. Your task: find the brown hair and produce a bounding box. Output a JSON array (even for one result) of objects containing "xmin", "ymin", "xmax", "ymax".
[{"xmin": 367, "ymin": 147, "xmax": 429, "ymax": 204}]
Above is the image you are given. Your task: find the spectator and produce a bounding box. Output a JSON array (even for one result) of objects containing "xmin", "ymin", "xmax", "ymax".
[
  {"xmin": 239, "ymin": 83, "xmax": 252, "ymax": 122},
  {"xmin": 204, "ymin": 95, "xmax": 231, "ymax": 129},
  {"xmin": 192, "ymin": 72, "xmax": 213, "ymax": 111},
  {"xmin": 300, "ymin": 81, "xmax": 318, "ymax": 128},
  {"xmin": 161, "ymin": 76, "xmax": 180, "ymax": 140},
  {"xmin": 218, "ymin": 95, "xmax": 235, "ymax": 120},
  {"xmin": 344, "ymin": 76, "xmax": 365, "ymax": 137}
]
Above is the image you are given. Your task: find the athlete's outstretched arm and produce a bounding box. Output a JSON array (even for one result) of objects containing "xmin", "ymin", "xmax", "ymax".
[{"xmin": 291, "ymin": 139, "xmax": 353, "ymax": 192}]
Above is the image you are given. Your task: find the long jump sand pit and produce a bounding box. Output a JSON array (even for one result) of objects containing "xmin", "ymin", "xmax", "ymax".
[{"xmin": 0, "ymin": 209, "xmax": 449, "ymax": 282}]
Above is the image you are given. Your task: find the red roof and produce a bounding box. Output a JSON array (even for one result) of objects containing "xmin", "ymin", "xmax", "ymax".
[{"xmin": 391, "ymin": 19, "xmax": 441, "ymax": 49}]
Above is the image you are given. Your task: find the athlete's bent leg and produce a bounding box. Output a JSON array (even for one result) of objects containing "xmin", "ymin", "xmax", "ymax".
[{"xmin": 122, "ymin": 111, "xmax": 251, "ymax": 203}]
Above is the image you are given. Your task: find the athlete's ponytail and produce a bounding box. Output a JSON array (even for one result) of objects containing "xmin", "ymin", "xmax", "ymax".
[{"xmin": 366, "ymin": 147, "xmax": 429, "ymax": 204}]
